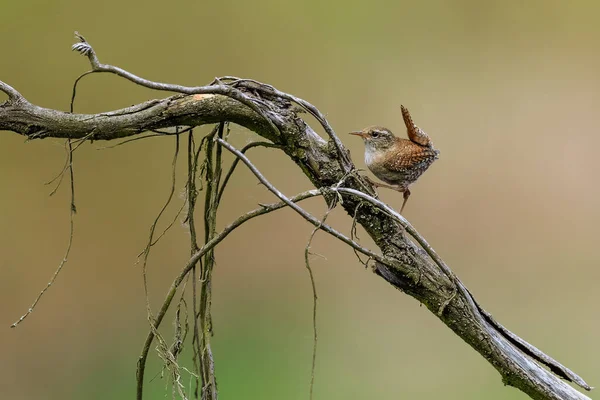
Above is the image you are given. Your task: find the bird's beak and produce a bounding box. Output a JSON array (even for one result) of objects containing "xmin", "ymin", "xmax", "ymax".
[{"xmin": 349, "ymin": 131, "xmax": 367, "ymax": 138}]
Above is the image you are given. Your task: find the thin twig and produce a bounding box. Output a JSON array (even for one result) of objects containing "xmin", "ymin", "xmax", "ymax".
[
  {"xmin": 215, "ymin": 138, "xmax": 386, "ymax": 264},
  {"xmin": 96, "ymin": 133, "xmax": 165, "ymax": 150},
  {"xmin": 139, "ymin": 135, "xmax": 180, "ymax": 317},
  {"xmin": 350, "ymin": 202, "xmax": 370, "ymax": 268},
  {"xmin": 46, "ymin": 86, "xmax": 95, "ymax": 197},
  {"xmin": 184, "ymin": 128, "xmax": 202, "ymax": 399},
  {"xmin": 187, "ymin": 129, "xmax": 202, "ymax": 397},
  {"xmin": 216, "ymin": 140, "xmax": 280, "ymax": 204},
  {"xmin": 150, "ymin": 126, "xmax": 195, "ymax": 135},
  {"xmin": 335, "ymin": 187, "xmax": 462, "ymax": 312},
  {"xmin": 46, "ymin": 141, "xmax": 72, "ymax": 196},
  {"xmin": 136, "ymin": 189, "xmax": 324, "ymax": 400},
  {"xmin": 71, "ymin": 33, "xmax": 282, "ymax": 140},
  {"xmin": 10, "ymin": 141, "xmax": 77, "ymax": 327},
  {"xmin": 195, "ymin": 123, "xmax": 225, "ymax": 400},
  {"xmin": 10, "ymin": 82, "xmax": 82, "ymax": 327},
  {"xmin": 219, "ymin": 76, "xmax": 352, "ymax": 172},
  {"xmin": 149, "ymin": 198, "xmax": 188, "ymax": 248},
  {"xmin": 68, "ymin": 140, "xmax": 76, "ymax": 213},
  {"xmin": 304, "ymin": 204, "xmax": 335, "ymax": 400},
  {"xmin": 70, "ymin": 70, "xmax": 94, "ymax": 113}
]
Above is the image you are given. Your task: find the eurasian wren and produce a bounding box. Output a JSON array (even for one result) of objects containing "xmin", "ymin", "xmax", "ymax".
[{"xmin": 350, "ymin": 105, "xmax": 439, "ymax": 213}]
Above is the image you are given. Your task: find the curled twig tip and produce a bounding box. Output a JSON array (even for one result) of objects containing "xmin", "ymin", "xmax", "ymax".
[
  {"xmin": 71, "ymin": 42, "xmax": 92, "ymax": 56},
  {"xmin": 71, "ymin": 32, "xmax": 95, "ymax": 57},
  {"xmin": 74, "ymin": 31, "xmax": 86, "ymax": 43}
]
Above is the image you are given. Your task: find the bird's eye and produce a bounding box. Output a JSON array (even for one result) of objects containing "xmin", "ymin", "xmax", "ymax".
[{"xmin": 371, "ymin": 131, "xmax": 380, "ymax": 138}]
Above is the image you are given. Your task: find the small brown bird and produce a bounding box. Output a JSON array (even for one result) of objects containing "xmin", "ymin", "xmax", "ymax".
[{"xmin": 350, "ymin": 105, "xmax": 439, "ymax": 213}]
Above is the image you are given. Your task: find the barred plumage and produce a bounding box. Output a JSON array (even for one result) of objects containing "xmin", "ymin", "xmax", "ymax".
[{"xmin": 349, "ymin": 106, "xmax": 439, "ymax": 213}]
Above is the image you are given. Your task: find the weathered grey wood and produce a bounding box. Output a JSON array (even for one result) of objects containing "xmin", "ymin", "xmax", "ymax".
[{"xmin": 0, "ymin": 78, "xmax": 592, "ymax": 400}]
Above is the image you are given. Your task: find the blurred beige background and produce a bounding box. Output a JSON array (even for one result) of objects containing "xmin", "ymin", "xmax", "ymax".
[{"xmin": 1, "ymin": 1, "xmax": 598, "ymax": 399}]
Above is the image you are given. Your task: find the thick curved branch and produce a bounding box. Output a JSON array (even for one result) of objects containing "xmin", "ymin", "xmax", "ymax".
[
  {"xmin": 0, "ymin": 89, "xmax": 275, "ymax": 141},
  {"xmin": 1, "ymin": 35, "xmax": 593, "ymax": 400}
]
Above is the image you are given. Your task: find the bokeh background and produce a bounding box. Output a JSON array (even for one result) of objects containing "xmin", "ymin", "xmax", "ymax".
[{"xmin": 1, "ymin": 1, "xmax": 598, "ymax": 399}]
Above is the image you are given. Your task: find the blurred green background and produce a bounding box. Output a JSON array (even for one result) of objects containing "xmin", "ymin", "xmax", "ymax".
[{"xmin": 1, "ymin": 1, "xmax": 598, "ymax": 399}]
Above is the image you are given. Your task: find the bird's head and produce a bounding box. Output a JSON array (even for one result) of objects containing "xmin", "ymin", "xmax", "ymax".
[{"xmin": 349, "ymin": 126, "xmax": 397, "ymax": 151}]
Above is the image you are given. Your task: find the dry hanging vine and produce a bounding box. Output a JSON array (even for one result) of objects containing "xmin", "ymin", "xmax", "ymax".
[{"xmin": 1, "ymin": 33, "xmax": 593, "ymax": 400}]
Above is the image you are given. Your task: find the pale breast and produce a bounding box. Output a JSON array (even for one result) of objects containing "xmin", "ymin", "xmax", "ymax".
[{"xmin": 365, "ymin": 147, "xmax": 402, "ymax": 185}]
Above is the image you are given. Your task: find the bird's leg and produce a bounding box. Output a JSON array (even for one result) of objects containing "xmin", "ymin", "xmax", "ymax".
[
  {"xmin": 400, "ymin": 188, "xmax": 411, "ymax": 214},
  {"xmin": 375, "ymin": 183, "xmax": 410, "ymax": 213},
  {"xmin": 365, "ymin": 177, "xmax": 411, "ymax": 213}
]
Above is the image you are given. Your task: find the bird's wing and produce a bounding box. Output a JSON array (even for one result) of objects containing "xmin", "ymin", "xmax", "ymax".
[{"xmin": 382, "ymin": 141, "xmax": 439, "ymax": 172}]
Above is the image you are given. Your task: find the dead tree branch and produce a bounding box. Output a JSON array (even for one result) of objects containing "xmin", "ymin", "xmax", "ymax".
[{"xmin": 1, "ymin": 34, "xmax": 592, "ymax": 400}]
